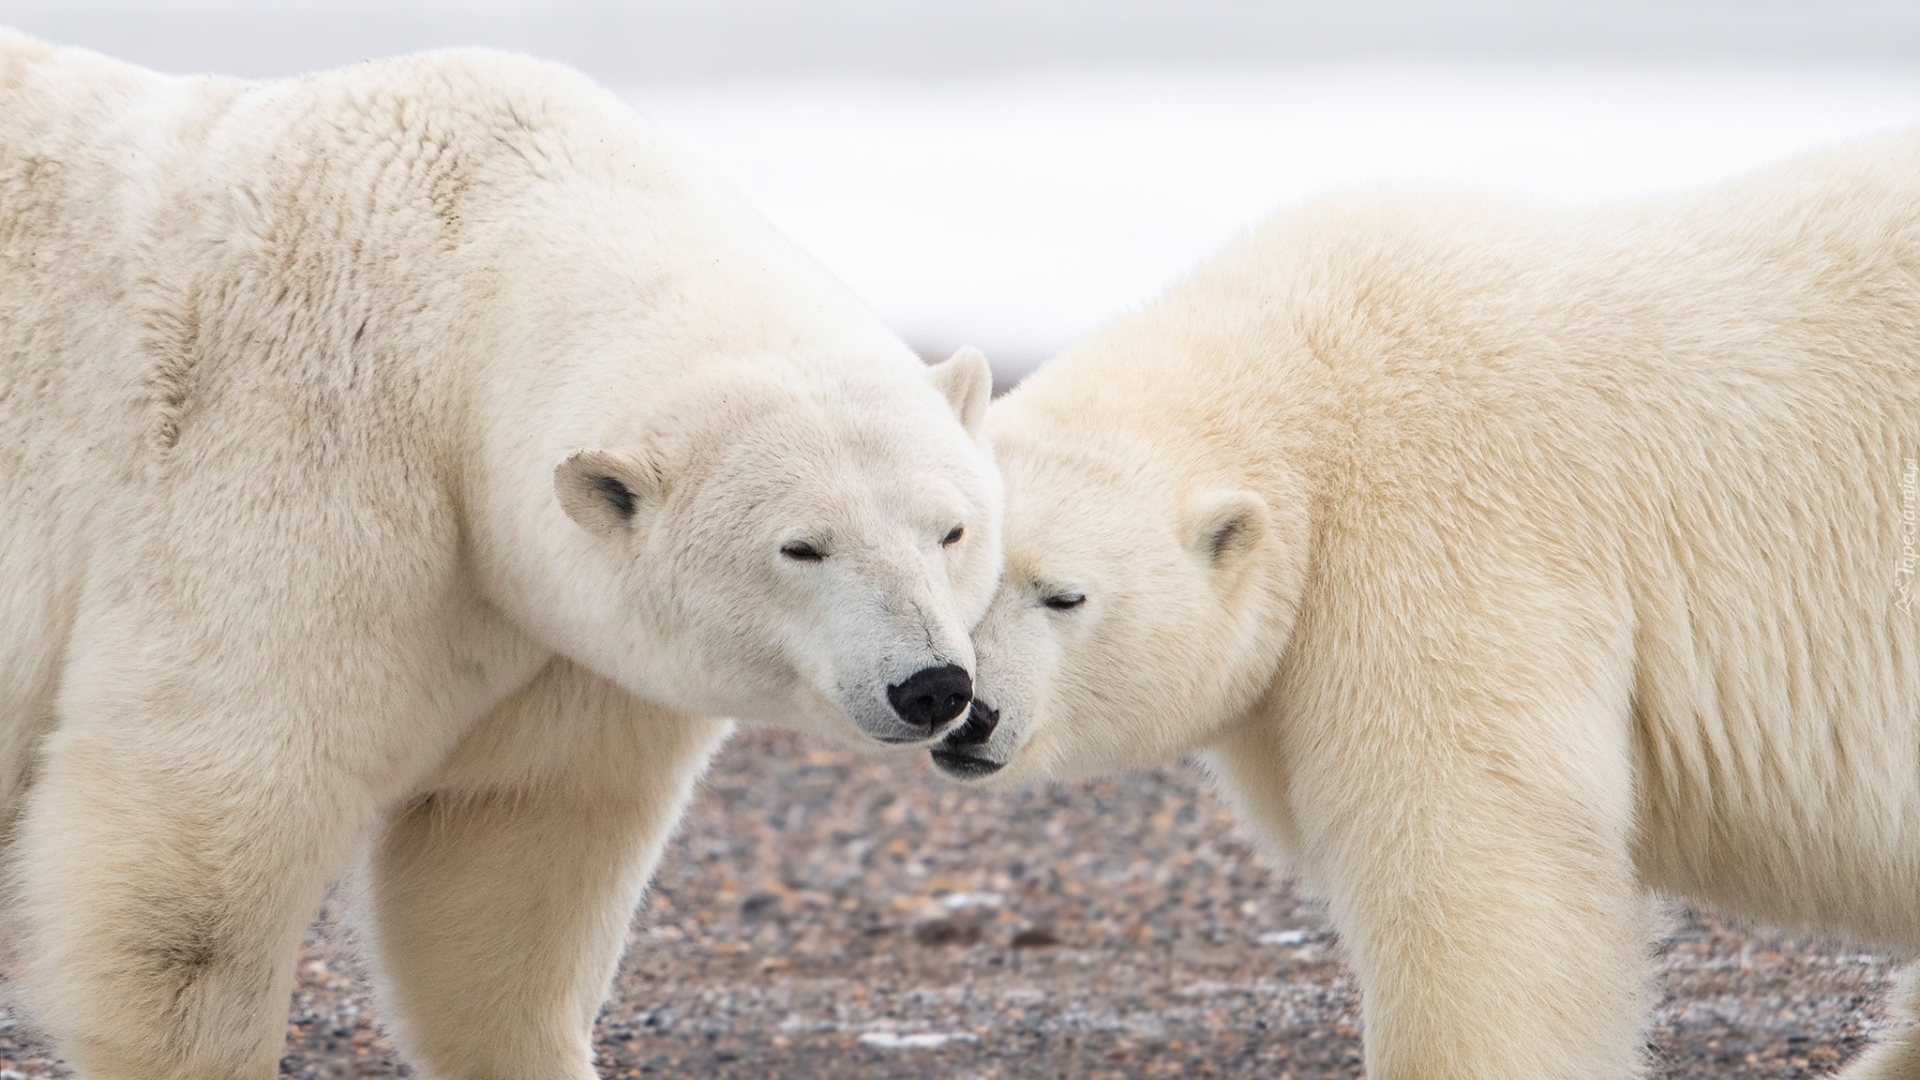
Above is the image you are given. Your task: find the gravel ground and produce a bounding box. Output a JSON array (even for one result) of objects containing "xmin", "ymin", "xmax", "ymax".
[{"xmin": 0, "ymin": 729, "xmax": 1904, "ymax": 1078}]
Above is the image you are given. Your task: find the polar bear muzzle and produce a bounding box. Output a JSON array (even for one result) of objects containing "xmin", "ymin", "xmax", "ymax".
[
  {"xmin": 884, "ymin": 663, "xmax": 973, "ymax": 734},
  {"xmin": 930, "ymin": 699, "xmax": 1005, "ymax": 777}
]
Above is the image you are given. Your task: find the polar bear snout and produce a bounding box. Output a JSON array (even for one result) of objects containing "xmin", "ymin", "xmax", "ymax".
[
  {"xmin": 930, "ymin": 700, "xmax": 1006, "ymax": 778},
  {"xmin": 950, "ymin": 698, "xmax": 1000, "ymax": 745},
  {"xmin": 885, "ymin": 663, "xmax": 973, "ymax": 733}
]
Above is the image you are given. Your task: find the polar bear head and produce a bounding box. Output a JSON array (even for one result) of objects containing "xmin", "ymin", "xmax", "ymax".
[
  {"xmin": 451, "ymin": 79, "xmax": 1004, "ymax": 748},
  {"xmin": 929, "ymin": 381, "xmax": 1307, "ymax": 782},
  {"xmin": 550, "ymin": 347, "xmax": 1002, "ymax": 747}
]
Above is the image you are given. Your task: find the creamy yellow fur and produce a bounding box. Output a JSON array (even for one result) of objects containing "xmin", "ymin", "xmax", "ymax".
[{"xmin": 956, "ymin": 134, "xmax": 1920, "ymax": 1078}]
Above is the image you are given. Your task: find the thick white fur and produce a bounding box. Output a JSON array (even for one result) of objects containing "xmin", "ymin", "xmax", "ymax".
[
  {"xmin": 0, "ymin": 31, "xmax": 1000, "ymax": 1080},
  {"xmin": 952, "ymin": 133, "xmax": 1920, "ymax": 1078}
]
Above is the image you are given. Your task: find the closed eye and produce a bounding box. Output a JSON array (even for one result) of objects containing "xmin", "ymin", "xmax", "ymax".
[
  {"xmin": 1042, "ymin": 592, "xmax": 1086, "ymax": 611},
  {"xmin": 781, "ymin": 541, "xmax": 826, "ymax": 562}
]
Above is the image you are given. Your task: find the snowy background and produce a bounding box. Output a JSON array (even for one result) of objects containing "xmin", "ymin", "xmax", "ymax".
[{"xmin": 6, "ymin": 1, "xmax": 1920, "ymax": 380}]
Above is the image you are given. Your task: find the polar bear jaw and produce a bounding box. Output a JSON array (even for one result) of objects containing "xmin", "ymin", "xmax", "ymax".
[
  {"xmin": 936, "ymin": 417, "xmax": 1298, "ymax": 782},
  {"xmin": 550, "ymin": 351, "xmax": 1003, "ymax": 746}
]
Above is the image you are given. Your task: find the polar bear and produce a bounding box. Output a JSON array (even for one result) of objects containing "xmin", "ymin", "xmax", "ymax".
[
  {"xmin": 0, "ymin": 31, "xmax": 1001, "ymax": 1080},
  {"xmin": 933, "ymin": 133, "xmax": 1920, "ymax": 1079}
]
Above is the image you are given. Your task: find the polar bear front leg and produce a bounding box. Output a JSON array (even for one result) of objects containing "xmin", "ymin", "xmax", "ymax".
[
  {"xmin": 1333, "ymin": 721, "xmax": 1641, "ymax": 1077},
  {"xmin": 1331, "ymin": 801, "xmax": 1645, "ymax": 1080},
  {"xmin": 366, "ymin": 662, "xmax": 729, "ymax": 1080},
  {"xmin": 1221, "ymin": 661, "xmax": 1645, "ymax": 1079},
  {"xmin": 1836, "ymin": 966, "xmax": 1920, "ymax": 1079},
  {"xmin": 14, "ymin": 725, "xmax": 386, "ymax": 1080}
]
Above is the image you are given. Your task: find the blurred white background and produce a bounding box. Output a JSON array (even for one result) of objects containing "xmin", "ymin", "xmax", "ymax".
[{"xmin": 6, "ymin": 1, "xmax": 1920, "ymax": 380}]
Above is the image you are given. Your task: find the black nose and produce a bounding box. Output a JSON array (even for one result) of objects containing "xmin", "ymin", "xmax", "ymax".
[
  {"xmin": 944, "ymin": 700, "xmax": 999, "ymax": 748},
  {"xmin": 887, "ymin": 664, "xmax": 972, "ymax": 731}
]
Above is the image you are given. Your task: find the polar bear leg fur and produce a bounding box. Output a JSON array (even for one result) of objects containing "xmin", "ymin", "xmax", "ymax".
[
  {"xmin": 366, "ymin": 660, "xmax": 728, "ymax": 1080},
  {"xmin": 9, "ymin": 473, "xmax": 554, "ymax": 1077},
  {"xmin": 1837, "ymin": 967, "xmax": 1920, "ymax": 1079},
  {"xmin": 14, "ymin": 651, "xmax": 418, "ymax": 1079},
  {"xmin": 1210, "ymin": 616, "xmax": 1647, "ymax": 1080},
  {"xmin": 17, "ymin": 745, "xmax": 349, "ymax": 1080}
]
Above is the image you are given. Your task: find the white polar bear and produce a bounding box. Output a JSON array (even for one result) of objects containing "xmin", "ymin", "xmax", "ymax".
[
  {"xmin": 934, "ymin": 132, "xmax": 1920, "ymax": 1078},
  {"xmin": 0, "ymin": 31, "xmax": 1001, "ymax": 1080}
]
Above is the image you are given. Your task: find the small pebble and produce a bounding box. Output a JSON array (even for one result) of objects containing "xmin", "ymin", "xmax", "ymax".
[{"xmin": 858, "ymin": 1031, "xmax": 976, "ymax": 1050}]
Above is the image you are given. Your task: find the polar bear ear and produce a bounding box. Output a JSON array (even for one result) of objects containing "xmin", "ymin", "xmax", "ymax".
[
  {"xmin": 927, "ymin": 346, "xmax": 992, "ymax": 438},
  {"xmin": 1184, "ymin": 490, "xmax": 1270, "ymax": 570},
  {"xmin": 555, "ymin": 449, "xmax": 663, "ymax": 536}
]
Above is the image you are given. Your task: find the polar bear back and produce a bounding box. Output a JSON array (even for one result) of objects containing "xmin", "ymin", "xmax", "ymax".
[{"xmin": 1, "ymin": 38, "xmax": 515, "ymax": 813}]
